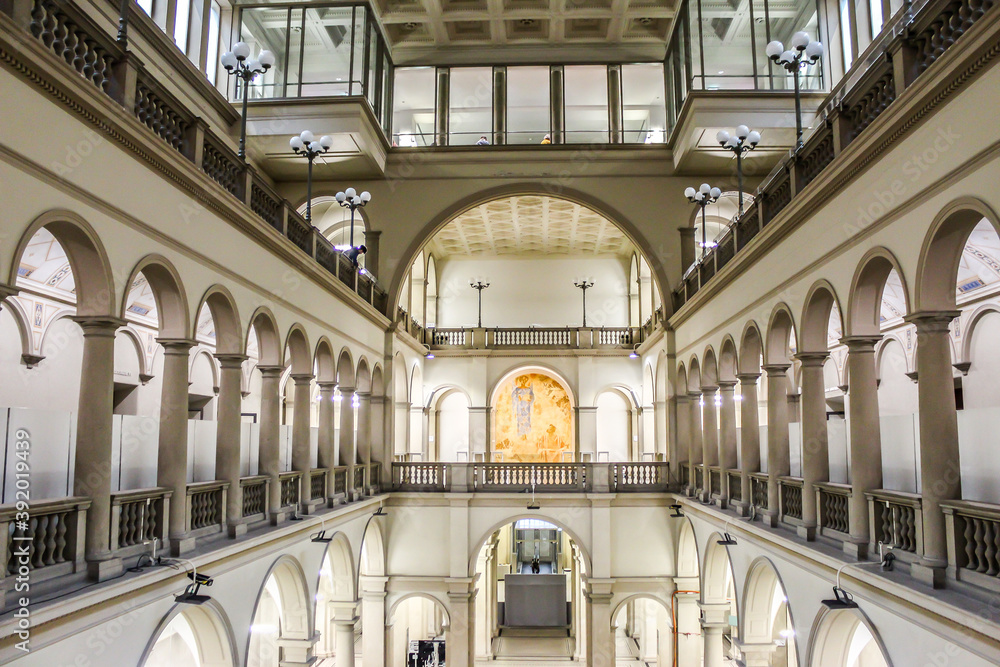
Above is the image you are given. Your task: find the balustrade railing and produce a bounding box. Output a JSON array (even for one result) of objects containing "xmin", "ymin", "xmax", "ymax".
[
  {"xmin": 0, "ymin": 497, "xmax": 89, "ymax": 584},
  {"xmin": 333, "ymin": 466, "xmax": 349, "ymax": 497},
  {"xmin": 670, "ymin": 0, "xmax": 998, "ymax": 309},
  {"xmin": 727, "ymin": 470, "xmax": 743, "ymax": 504},
  {"xmin": 867, "ymin": 489, "xmax": 922, "ymax": 557},
  {"xmin": 310, "ymin": 468, "xmax": 328, "ymax": 502},
  {"xmin": 394, "ymin": 463, "xmax": 449, "ymax": 491},
  {"xmin": 941, "ymin": 500, "xmax": 1000, "ymax": 592},
  {"xmin": 475, "ymin": 463, "xmax": 586, "ymax": 491},
  {"xmin": 240, "ymin": 475, "xmax": 269, "ymax": 520},
  {"xmin": 431, "ymin": 328, "xmax": 468, "ymax": 346},
  {"xmin": 425, "ymin": 326, "xmax": 645, "ymax": 349},
  {"xmin": 679, "ymin": 462, "xmax": 690, "ymax": 489},
  {"xmin": 816, "ymin": 482, "xmax": 852, "ymax": 538},
  {"xmin": 353, "ymin": 466, "xmax": 366, "ymax": 493},
  {"xmin": 370, "ymin": 464, "xmax": 382, "ymax": 490},
  {"xmin": 693, "ymin": 464, "xmax": 705, "ymax": 494},
  {"xmin": 612, "ymin": 462, "xmax": 671, "ymax": 491},
  {"xmin": 492, "ymin": 328, "xmax": 572, "ymax": 347},
  {"xmin": 780, "ymin": 477, "xmax": 804, "ymax": 523},
  {"xmin": 186, "ymin": 481, "xmax": 228, "ymax": 535},
  {"xmin": 110, "ymin": 487, "xmax": 171, "ymax": 555},
  {"xmin": 279, "ymin": 471, "xmax": 301, "ymax": 509},
  {"xmin": 750, "ymin": 473, "xmax": 769, "ymax": 511},
  {"xmin": 597, "ymin": 327, "xmax": 635, "ymax": 346},
  {"xmin": 709, "ymin": 467, "xmax": 722, "ymax": 498}
]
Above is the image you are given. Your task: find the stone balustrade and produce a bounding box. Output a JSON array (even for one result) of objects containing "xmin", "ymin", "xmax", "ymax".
[
  {"xmin": 110, "ymin": 487, "xmax": 171, "ymax": 557},
  {"xmin": 392, "ymin": 462, "xmax": 673, "ymax": 493},
  {"xmin": 779, "ymin": 477, "xmax": 805, "ymax": 525},
  {"xmin": 240, "ymin": 475, "xmax": 269, "ymax": 522},
  {"xmin": 185, "ymin": 481, "xmax": 229, "ymax": 537},
  {"xmin": 279, "ymin": 471, "xmax": 302, "ymax": 510},
  {"xmin": 419, "ymin": 325, "xmax": 644, "ymax": 350},
  {"xmin": 0, "ymin": 497, "xmax": 89, "ymax": 593},
  {"xmin": 750, "ymin": 472, "xmax": 769, "ymax": 511},
  {"xmin": 815, "ymin": 482, "xmax": 852, "ymax": 540},
  {"xmin": 867, "ymin": 489, "xmax": 924, "ymax": 566},
  {"xmin": 941, "ymin": 499, "xmax": 1000, "ymax": 593}
]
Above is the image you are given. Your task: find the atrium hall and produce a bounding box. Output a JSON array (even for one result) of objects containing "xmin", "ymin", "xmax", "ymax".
[{"xmin": 2, "ymin": 0, "xmax": 1000, "ymax": 664}]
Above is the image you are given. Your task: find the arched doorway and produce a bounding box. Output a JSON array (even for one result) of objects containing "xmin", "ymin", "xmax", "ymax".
[
  {"xmin": 611, "ymin": 596, "xmax": 672, "ymax": 665},
  {"xmin": 247, "ymin": 557, "xmax": 313, "ymax": 667},
  {"xmin": 387, "ymin": 594, "xmax": 450, "ymax": 667}
]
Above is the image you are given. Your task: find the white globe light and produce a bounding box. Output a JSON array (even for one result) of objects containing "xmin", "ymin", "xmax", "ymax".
[
  {"xmin": 716, "ymin": 129, "xmax": 730, "ymax": 145},
  {"xmin": 300, "ymin": 130, "xmax": 315, "ymax": 144},
  {"xmin": 780, "ymin": 50, "xmax": 795, "ymax": 64},
  {"xmin": 233, "ymin": 42, "xmax": 251, "ymax": 60},
  {"xmin": 248, "ymin": 59, "xmax": 262, "ymax": 73},
  {"xmin": 345, "ymin": 187, "xmax": 357, "ymax": 198},
  {"xmin": 352, "ymin": 196, "xmax": 362, "ymax": 205},
  {"xmin": 791, "ymin": 31, "xmax": 811, "ymax": 49},
  {"xmin": 805, "ymin": 40, "xmax": 824, "ymax": 59},
  {"xmin": 748, "ymin": 130, "xmax": 761, "ymax": 145},
  {"xmin": 258, "ymin": 50, "xmax": 275, "ymax": 68},
  {"xmin": 319, "ymin": 135, "xmax": 333, "ymax": 149},
  {"xmin": 308, "ymin": 141, "xmax": 321, "ymax": 152},
  {"xmin": 736, "ymin": 125, "xmax": 750, "ymax": 139},
  {"xmin": 335, "ymin": 191, "xmax": 347, "ymax": 202},
  {"xmin": 289, "ymin": 136, "xmax": 304, "ymax": 150},
  {"xmin": 710, "ymin": 187, "xmax": 722, "ymax": 199},
  {"xmin": 221, "ymin": 51, "xmax": 237, "ymax": 70},
  {"xmin": 766, "ymin": 40, "xmax": 784, "ymax": 58},
  {"xmin": 726, "ymin": 136, "xmax": 740, "ymax": 148},
  {"xmin": 700, "ymin": 183, "xmax": 711, "ymax": 194},
  {"xmin": 684, "ymin": 187, "xmax": 696, "ymax": 199},
  {"xmin": 360, "ymin": 191, "xmax": 371, "ymax": 202},
  {"xmin": 694, "ymin": 192, "xmax": 705, "ymax": 202}
]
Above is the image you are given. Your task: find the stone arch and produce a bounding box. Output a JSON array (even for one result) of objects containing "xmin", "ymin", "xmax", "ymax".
[
  {"xmin": 739, "ymin": 321, "xmax": 764, "ymax": 375},
  {"xmin": 609, "ymin": 593, "xmax": 672, "ymax": 630},
  {"xmin": 847, "ymin": 247, "xmax": 910, "ymax": 337},
  {"xmin": 765, "ymin": 303, "xmax": 798, "ymax": 366},
  {"xmin": 246, "ymin": 555, "xmax": 314, "ymax": 664},
  {"xmin": 701, "ymin": 533, "xmax": 737, "ymax": 606},
  {"xmin": 371, "ymin": 364, "xmax": 385, "ymax": 397},
  {"xmin": 702, "ymin": 346, "xmax": 719, "ymax": 388},
  {"xmin": 117, "ymin": 325, "xmax": 148, "ymax": 379},
  {"xmin": 2, "ymin": 295, "xmax": 34, "ymax": 359},
  {"xmin": 189, "ymin": 348, "xmax": 219, "ymax": 389},
  {"xmin": 316, "ymin": 531, "xmax": 357, "ymax": 603},
  {"xmin": 360, "ymin": 516, "xmax": 387, "ymax": 577},
  {"xmin": 392, "ymin": 353, "xmax": 408, "ymax": 402},
  {"xmin": 807, "ymin": 607, "xmax": 892, "ymax": 667},
  {"xmin": 387, "ymin": 592, "xmax": 451, "ymax": 626},
  {"xmin": 409, "ymin": 363, "xmax": 423, "ymax": 407},
  {"xmin": 655, "ymin": 349, "xmax": 668, "ymax": 401},
  {"xmin": 488, "ymin": 363, "xmax": 577, "ymax": 408},
  {"xmin": 800, "ymin": 280, "xmax": 843, "ymax": 353},
  {"xmin": 122, "ymin": 255, "xmax": 190, "ymax": 340},
  {"xmin": 195, "ymin": 285, "xmax": 242, "ymax": 355},
  {"xmin": 916, "ymin": 198, "xmax": 1000, "ymax": 312},
  {"xmin": 387, "ymin": 184, "xmax": 670, "ymax": 319},
  {"xmin": 676, "ymin": 518, "xmax": 700, "ymax": 578},
  {"xmin": 468, "ymin": 512, "xmax": 594, "ymax": 578},
  {"xmin": 248, "ymin": 307, "xmax": 281, "ymax": 367},
  {"xmin": 741, "ymin": 558, "xmax": 796, "ymax": 654},
  {"xmin": 687, "ymin": 356, "xmax": 702, "ymax": 394},
  {"xmin": 10, "ymin": 210, "xmax": 115, "ymax": 317},
  {"xmin": 676, "ymin": 362, "xmax": 689, "ymax": 396},
  {"xmin": 427, "ymin": 383, "xmax": 474, "ymax": 409},
  {"xmin": 356, "ymin": 357, "xmax": 372, "ymax": 394},
  {"xmin": 719, "ymin": 336, "xmax": 739, "ymax": 383},
  {"xmin": 875, "ymin": 334, "xmax": 912, "ymax": 379},
  {"xmin": 139, "ymin": 599, "xmax": 238, "ymax": 667},
  {"xmin": 283, "ymin": 325, "xmax": 312, "ymax": 375},
  {"xmin": 337, "ymin": 347, "xmax": 356, "ymax": 388},
  {"xmin": 960, "ymin": 303, "xmax": 1000, "ymax": 366},
  {"xmin": 313, "ymin": 337, "xmax": 336, "ymax": 383}
]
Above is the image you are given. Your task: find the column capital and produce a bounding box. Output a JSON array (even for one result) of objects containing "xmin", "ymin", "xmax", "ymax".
[
  {"xmin": 698, "ymin": 600, "xmax": 731, "ymax": 626},
  {"xmin": 468, "ymin": 405, "xmax": 493, "ymax": 414},
  {"xmin": 700, "ymin": 383, "xmax": 719, "ymax": 393},
  {"xmin": 156, "ymin": 338, "xmax": 197, "ymax": 353},
  {"xmin": 317, "ymin": 380, "xmax": 337, "ymax": 391},
  {"xmin": 0, "ymin": 283, "xmax": 18, "ymax": 304},
  {"xmin": 214, "ymin": 353, "xmax": 248, "ymax": 368},
  {"xmin": 71, "ymin": 315, "xmax": 127, "ymax": 336},
  {"xmin": 794, "ymin": 351, "xmax": 829, "ymax": 366},
  {"xmin": 290, "ymin": 372, "xmax": 314, "ymax": 385},
  {"xmin": 839, "ymin": 334, "xmax": 883, "ymax": 351},
  {"xmin": 574, "ymin": 406, "xmax": 598, "ymax": 414},
  {"xmin": 256, "ymin": 364, "xmax": 285, "ymax": 378},
  {"xmin": 905, "ymin": 310, "xmax": 961, "ymax": 333},
  {"xmin": 717, "ymin": 380, "xmax": 738, "ymax": 390},
  {"xmin": 355, "ymin": 391, "xmax": 372, "ymax": 399},
  {"xmin": 677, "ymin": 226, "xmax": 696, "ymax": 237},
  {"xmin": 339, "ymin": 385, "xmax": 356, "ymax": 394},
  {"xmin": 762, "ymin": 363, "xmax": 791, "ymax": 376},
  {"xmin": 687, "ymin": 390, "xmax": 702, "ymax": 399},
  {"xmin": 675, "ymin": 394, "xmax": 690, "ymax": 404},
  {"xmin": 736, "ymin": 372, "xmax": 760, "ymax": 383}
]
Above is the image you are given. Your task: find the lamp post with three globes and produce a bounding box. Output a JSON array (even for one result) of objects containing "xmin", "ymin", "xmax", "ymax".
[
  {"xmin": 716, "ymin": 126, "xmax": 760, "ymax": 216},
  {"xmin": 220, "ymin": 42, "xmax": 275, "ymax": 160},
  {"xmin": 684, "ymin": 184, "xmax": 722, "ymax": 262},
  {"xmin": 334, "ymin": 187, "xmax": 372, "ymax": 250},
  {"xmin": 289, "ymin": 131, "xmax": 333, "ymax": 224},
  {"xmin": 765, "ymin": 31, "xmax": 824, "ymax": 148}
]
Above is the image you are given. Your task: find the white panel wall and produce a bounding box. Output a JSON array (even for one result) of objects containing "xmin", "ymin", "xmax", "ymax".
[
  {"xmin": 827, "ymin": 416, "xmax": 849, "ymax": 484},
  {"xmin": 280, "ymin": 424, "xmax": 292, "ymax": 471},
  {"xmin": 3, "ymin": 407, "xmax": 73, "ymax": 502},
  {"xmin": 242, "ymin": 422, "xmax": 259, "ymax": 476},
  {"xmin": 189, "ymin": 420, "xmax": 218, "ymax": 482},
  {"xmin": 958, "ymin": 407, "xmax": 1000, "ymax": 504},
  {"xmin": 115, "ymin": 414, "xmax": 158, "ymax": 491},
  {"xmin": 880, "ymin": 414, "xmax": 920, "ymax": 493}
]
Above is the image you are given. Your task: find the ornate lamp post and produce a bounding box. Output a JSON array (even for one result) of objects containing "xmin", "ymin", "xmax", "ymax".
[
  {"xmin": 334, "ymin": 187, "xmax": 371, "ymax": 250},
  {"xmin": 221, "ymin": 42, "xmax": 275, "ymax": 160},
  {"xmin": 289, "ymin": 131, "xmax": 332, "ymax": 224},
  {"xmin": 469, "ymin": 278, "xmax": 490, "ymax": 328},
  {"xmin": 766, "ymin": 32, "xmax": 824, "ymax": 148},
  {"xmin": 573, "ymin": 278, "xmax": 595, "ymax": 327},
  {"xmin": 684, "ymin": 184, "xmax": 722, "ymax": 261},
  {"xmin": 716, "ymin": 126, "xmax": 761, "ymax": 216}
]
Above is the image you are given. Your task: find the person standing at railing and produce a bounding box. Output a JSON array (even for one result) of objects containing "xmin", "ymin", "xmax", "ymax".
[
  {"xmin": 540, "ymin": 134, "xmax": 551, "ymax": 145},
  {"xmin": 345, "ymin": 244, "xmax": 367, "ymax": 267},
  {"xmin": 476, "ymin": 135, "xmax": 490, "ymax": 146}
]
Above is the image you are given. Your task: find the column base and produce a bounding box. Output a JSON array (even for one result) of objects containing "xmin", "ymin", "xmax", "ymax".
[
  {"xmin": 270, "ymin": 510, "xmax": 291, "ymax": 526},
  {"xmin": 796, "ymin": 524, "xmax": 817, "ymax": 541},
  {"xmin": 87, "ymin": 556, "xmax": 123, "ymax": 581},
  {"xmin": 843, "ymin": 538, "xmax": 869, "ymax": 560},
  {"xmin": 762, "ymin": 510, "xmax": 780, "ymax": 528},
  {"xmin": 300, "ymin": 497, "xmax": 325, "ymax": 515},
  {"xmin": 228, "ymin": 521, "xmax": 248, "ymax": 539},
  {"xmin": 912, "ymin": 561, "xmax": 947, "ymax": 589},
  {"xmin": 713, "ymin": 497, "xmax": 728, "ymax": 510},
  {"xmin": 169, "ymin": 536, "xmax": 197, "ymax": 556},
  {"xmin": 730, "ymin": 500, "xmax": 752, "ymax": 517}
]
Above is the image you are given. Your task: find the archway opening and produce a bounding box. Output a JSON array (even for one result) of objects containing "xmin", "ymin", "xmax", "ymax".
[
  {"xmin": 388, "ymin": 595, "xmax": 449, "ymax": 667},
  {"xmin": 612, "ymin": 596, "xmax": 672, "ymax": 665},
  {"xmin": 247, "ymin": 559, "xmax": 311, "ymax": 667},
  {"xmin": 740, "ymin": 561, "xmax": 798, "ymax": 667},
  {"xmin": 810, "ymin": 609, "xmax": 889, "ymax": 667},
  {"xmin": 142, "ymin": 605, "xmax": 234, "ymax": 667}
]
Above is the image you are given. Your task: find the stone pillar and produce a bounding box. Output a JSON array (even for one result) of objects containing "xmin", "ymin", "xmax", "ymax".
[
  {"xmin": 737, "ymin": 373, "xmax": 761, "ymax": 514},
  {"xmin": 797, "ymin": 352, "xmax": 829, "ymax": 540},
  {"xmin": 156, "ymin": 339, "xmax": 195, "ymax": 555},
  {"xmin": 357, "ymin": 391, "xmax": 372, "ymax": 489},
  {"xmin": 334, "ymin": 614, "xmax": 357, "ymax": 667},
  {"xmin": 72, "ymin": 317, "xmax": 126, "ymax": 579},
  {"xmin": 394, "ymin": 401, "xmax": 410, "ymax": 458},
  {"xmin": 468, "ymin": 406, "xmax": 491, "ymax": 460},
  {"xmin": 318, "ymin": 381, "xmax": 338, "ymax": 472},
  {"xmin": 362, "ymin": 578, "xmax": 388, "ymax": 667},
  {"xmin": 370, "ymin": 395, "xmax": 389, "ymax": 484},
  {"xmin": 840, "ymin": 336, "xmax": 883, "ymax": 557},
  {"xmin": 257, "ymin": 365, "xmax": 284, "ymax": 522},
  {"xmin": 718, "ymin": 381, "xmax": 738, "ymax": 504},
  {"xmin": 290, "ymin": 373, "xmax": 314, "ymax": 510},
  {"xmin": 688, "ymin": 391, "xmax": 703, "ymax": 494},
  {"xmin": 675, "ymin": 395, "xmax": 690, "ymax": 486},
  {"xmin": 549, "ymin": 65, "xmax": 564, "ymax": 144},
  {"xmin": 278, "ymin": 636, "xmax": 320, "ymax": 666},
  {"xmin": 215, "ymin": 354, "xmax": 248, "ymax": 536},
  {"xmin": 701, "ymin": 384, "xmax": 719, "ymax": 500},
  {"xmin": 678, "ymin": 227, "xmax": 696, "ymax": 274},
  {"xmin": 575, "ymin": 406, "xmax": 598, "ymax": 461},
  {"xmin": 586, "ymin": 582, "xmax": 615, "ymax": 665},
  {"xmin": 447, "ymin": 584, "xmax": 475, "ymax": 667},
  {"xmin": 675, "ymin": 593, "xmax": 702, "ymax": 666},
  {"xmin": 607, "ymin": 64, "xmax": 622, "ymax": 143},
  {"xmin": 906, "ymin": 311, "xmax": 962, "ymax": 586},
  {"xmin": 340, "ymin": 385, "xmax": 357, "ymax": 493},
  {"xmin": 492, "ymin": 65, "xmax": 506, "ymax": 145},
  {"xmin": 699, "ymin": 602, "xmax": 729, "ymax": 667},
  {"xmin": 763, "ymin": 364, "xmax": 791, "ymax": 526},
  {"xmin": 735, "ymin": 641, "xmax": 777, "ymax": 666},
  {"xmin": 435, "ymin": 67, "xmax": 450, "ymax": 146}
]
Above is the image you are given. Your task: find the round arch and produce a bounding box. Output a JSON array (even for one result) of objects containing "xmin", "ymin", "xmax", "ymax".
[
  {"xmin": 702, "ymin": 346, "xmax": 719, "ymax": 388},
  {"xmin": 487, "ymin": 363, "xmax": 577, "ymax": 409},
  {"xmin": 800, "ymin": 280, "xmax": 844, "ymax": 353},
  {"xmin": 702, "ymin": 533, "xmax": 737, "ymax": 604},
  {"xmin": 337, "ymin": 347, "xmax": 356, "ymax": 388},
  {"xmin": 961, "ymin": 303, "xmax": 1000, "ymax": 366},
  {"xmin": 315, "ymin": 531, "xmax": 357, "ymax": 603},
  {"xmin": 676, "ymin": 518, "xmax": 700, "ymax": 579},
  {"xmin": 739, "ymin": 321, "xmax": 764, "ymax": 376},
  {"xmin": 387, "ymin": 592, "xmax": 451, "ymax": 627},
  {"xmin": 676, "ymin": 362, "xmax": 689, "ymax": 396},
  {"xmin": 360, "ymin": 516, "xmax": 387, "ymax": 577},
  {"xmin": 847, "ymin": 247, "xmax": 910, "ymax": 337},
  {"xmin": 687, "ymin": 356, "xmax": 702, "ymax": 395},
  {"xmin": 139, "ymin": 600, "xmax": 238, "ymax": 667},
  {"xmin": 2, "ymin": 296, "xmax": 35, "ymax": 359},
  {"xmin": 427, "ymin": 383, "xmax": 474, "ymax": 410},
  {"xmin": 247, "ymin": 307, "xmax": 282, "ymax": 367},
  {"xmin": 386, "ymin": 185, "xmax": 671, "ymax": 318},
  {"xmin": 741, "ymin": 558, "xmax": 798, "ymax": 662},
  {"xmin": 313, "ymin": 337, "xmax": 336, "ymax": 383},
  {"xmin": 283, "ymin": 325, "xmax": 312, "ymax": 375},
  {"xmin": 245, "ymin": 555, "xmax": 314, "ymax": 662},
  {"xmin": 807, "ymin": 607, "xmax": 892, "ymax": 667},
  {"xmin": 371, "ymin": 363, "xmax": 385, "ymax": 397},
  {"xmin": 609, "ymin": 593, "xmax": 673, "ymax": 630},
  {"xmin": 122, "ymin": 255, "xmax": 190, "ymax": 340},
  {"xmin": 194, "ymin": 285, "xmax": 242, "ymax": 355},
  {"xmin": 765, "ymin": 304, "xmax": 798, "ymax": 366},
  {"xmin": 467, "ymin": 512, "xmax": 594, "ymax": 579},
  {"xmin": 719, "ymin": 336, "xmax": 739, "ymax": 383},
  {"xmin": 356, "ymin": 357, "xmax": 372, "ymax": 393}
]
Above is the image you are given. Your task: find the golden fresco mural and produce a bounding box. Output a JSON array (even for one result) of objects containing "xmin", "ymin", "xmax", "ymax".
[{"xmin": 493, "ymin": 372, "xmax": 573, "ymax": 462}]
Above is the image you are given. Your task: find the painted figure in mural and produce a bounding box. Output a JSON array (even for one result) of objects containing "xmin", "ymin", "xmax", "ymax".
[{"xmin": 512, "ymin": 375, "xmax": 535, "ymax": 437}]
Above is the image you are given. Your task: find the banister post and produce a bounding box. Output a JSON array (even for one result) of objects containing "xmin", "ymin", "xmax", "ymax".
[{"xmin": 109, "ymin": 51, "xmax": 143, "ymax": 111}]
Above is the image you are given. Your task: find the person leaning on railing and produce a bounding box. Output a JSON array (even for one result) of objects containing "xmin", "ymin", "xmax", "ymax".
[{"xmin": 345, "ymin": 244, "xmax": 367, "ymax": 267}]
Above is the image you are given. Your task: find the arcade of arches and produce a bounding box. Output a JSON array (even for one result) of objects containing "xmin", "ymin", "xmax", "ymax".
[{"xmin": 2, "ymin": 0, "xmax": 1000, "ymax": 665}]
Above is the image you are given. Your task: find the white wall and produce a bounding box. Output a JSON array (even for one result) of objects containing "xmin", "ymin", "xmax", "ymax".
[
  {"xmin": 596, "ymin": 391, "xmax": 631, "ymax": 461},
  {"xmin": 436, "ymin": 257, "xmax": 629, "ymax": 328},
  {"xmin": 436, "ymin": 391, "xmax": 470, "ymax": 461}
]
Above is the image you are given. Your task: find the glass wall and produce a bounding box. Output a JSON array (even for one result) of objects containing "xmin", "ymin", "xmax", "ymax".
[
  {"xmin": 449, "ymin": 67, "xmax": 493, "ymax": 145},
  {"xmin": 506, "ymin": 66, "xmax": 550, "ymax": 145},
  {"xmin": 622, "ymin": 63, "xmax": 666, "ymax": 144},
  {"xmin": 392, "ymin": 67, "xmax": 436, "ymax": 147},
  {"xmin": 564, "ymin": 65, "xmax": 609, "ymax": 144},
  {"xmin": 236, "ymin": 3, "xmax": 391, "ymax": 123}
]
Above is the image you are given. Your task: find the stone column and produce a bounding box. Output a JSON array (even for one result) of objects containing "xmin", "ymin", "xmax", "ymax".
[
  {"xmin": 362, "ymin": 578, "xmax": 388, "ymax": 667},
  {"xmin": 688, "ymin": 391, "xmax": 703, "ymax": 495},
  {"xmin": 840, "ymin": 336, "xmax": 883, "ymax": 557},
  {"xmin": 72, "ymin": 316, "xmax": 126, "ymax": 579},
  {"xmin": 906, "ymin": 311, "xmax": 962, "ymax": 586},
  {"xmin": 575, "ymin": 406, "xmax": 598, "ymax": 461},
  {"xmin": 718, "ymin": 380, "xmax": 738, "ymax": 505},
  {"xmin": 156, "ymin": 339, "xmax": 195, "ymax": 555},
  {"xmin": 468, "ymin": 406, "xmax": 491, "ymax": 460},
  {"xmin": 334, "ymin": 614, "xmax": 357, "ymax": 667},
  {"xmin": 675, "ymin": 395, "xmax": 690, "ymax": 486},
  {"xmin": 357, "ymin": 391, "xmax": 372, "ymax": 489},
  {"xmin": 699, "ymin": 602, "xmax": 729, "ymax": 667},
  {"xmin": 215, "ymin": 354, "xmax": 248, "ymax": 536},
  {"xmin": 763, "ymin": 364, "xmax": 791, "ymax": 526},
  {"xmin": 257, "ymin": 365, "xmax": 284, "ymax": 522},
  {"xmin": 675, "ymin": 593, "xmax": 702, "ymax": 666},
  {"xmin": 607, "ymin": 64, "xmax": 622, "ymax": 143},
  {"xmin": 586, "ymin": 582, "xmax": 615, "ymax": 665},
  {"xmin": 447, "ymin": 584, "xmax": 476, "ymax": 667},
  {"xmin": 737, "ymin": 373, "xmax": 761, "ymax": 514},
  {"xmin": 290, "ymin": 373, "xmax": 313, "ymax": 510},
  {"xmin": 370, "ymin": 395, "xmax": 389, "ymax": 485},
  {"xmin": 796, "ymin": 352, "xmax": 829, "ymax": 540},
  {"xmin": 339, "ymin": 385, "xmax": 357, "ymax": 494},
  {"xmin": 492, "ymin": 65, "xmax": 506, "ymax": 145},
  {"xmin": 701, "ymin": 384, "xmax": 719, "ymax": 501},
  {"xmin": 678, "ymin": 227, "xmax": 697, "ymax": 274},
  {"xmin": 435, "ymin": 67, "xmax": 450, "ymax": 146},
  {"xmin": 549, "ymin": 65, "xmax": 564, "ymax": 144},
  {"xmin": 317, "ymin": 382, "xmax": 337, "ymax": 479}
]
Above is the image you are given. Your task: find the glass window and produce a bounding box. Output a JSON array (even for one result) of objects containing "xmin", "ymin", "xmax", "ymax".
[
  {"xmin": 869, "ymin": 0, "xmax": 885, "ymax": 36},
  {"xmin": 393, "ymin": 67, "xmax": 436, "ymax": 146},
  {"xmin": 286, "ymin": 8, "xmax": 303, "ymax": 96},
  {"xmin": 692, "ymin": 0, "xmax": 755, "ymax": 89},
  {"xmin": 754, "ymin": 0, "xmax": 823, "ymax": 90},
  {"xmin": 240, "ymin": 7, "xmax": 291, "ymax": 99},
  {"xmin": 206, "ymin": 1, "xmax": 221, "ymax": 85},
  {"xmin": 622, "ymin": 63, "xmax": 666, "ymax": 143},
  {"xmin": 367, "ymin": 21, "xmax": 380, "ymax": 108},
  {"xmin": 564, "ymin": 65, "xmax": 609, "ymax": 144},
  {"xmin": 506, "ymin": 66, "xmax": 550, "ymax": 145},
  {"xmin": 174, "ymin": 0, "xmax": 191, "ymax": 53},
  {"xmin": 449, "ymin": 67, "xmax": 493, "ymax": 146},
  {"xmin": 186, "ymin": 0, "xmax": 206, "ymax": 68},
  {"xmin": 839, "ymin": 0, "xmax": 855, "ymax": 71},
  {"xmin": 381, "ymin": 53, "xmax": 392, "ymax": 132},
  {"xmin": 351, "ymin": 6, "xmax": 366, "ymax": 95},
  {"xmin": 300, "ymin": 6, "xmax": 353, "ymax": 96},
  {"xmin": 689, "ymin": 0, "xmax": 702, "ymax": 89}
]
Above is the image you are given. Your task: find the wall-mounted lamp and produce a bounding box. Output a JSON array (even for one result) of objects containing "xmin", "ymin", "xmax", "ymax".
[
  {"xmin": 173, "ymin": 559, "xmax": 214, "ymax": 605},
  {"xmin": 670, "ymin": 504, "xmax": 684, "ymax": 518}
]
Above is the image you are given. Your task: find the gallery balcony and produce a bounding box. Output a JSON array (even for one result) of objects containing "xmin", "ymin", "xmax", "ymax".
[{"xmin": 391, "ymin": 461, "xmax": 673, "ymax": 493}]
